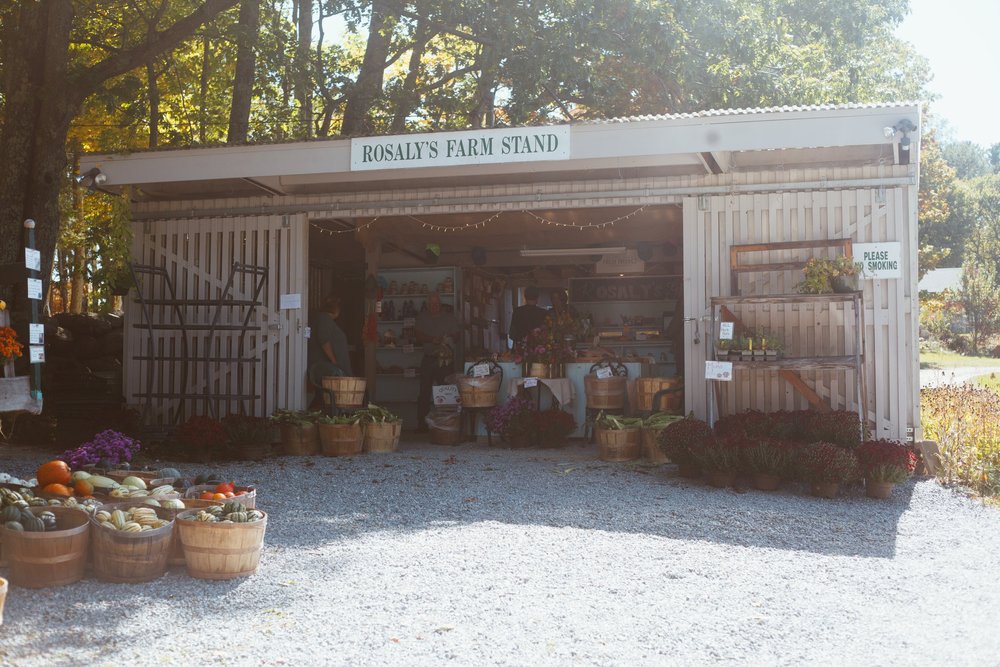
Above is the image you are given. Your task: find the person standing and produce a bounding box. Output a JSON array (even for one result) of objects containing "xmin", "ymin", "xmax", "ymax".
[
  {"xmin": 414, "ymin": 291, "xmax": 461, "ymax": 431},
  {"xmin": 308, "ymin": 295, "xmax": 352, "ymax": 409},
  {"xmin": 508, "ymin": 285, "xmax": 548, "ymax": 348}
]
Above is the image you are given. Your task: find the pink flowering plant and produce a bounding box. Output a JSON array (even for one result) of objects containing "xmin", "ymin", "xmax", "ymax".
[
  {"xmin": 485, "ymin": 395, "xmax": 538, "ymax": 441},
  {"xmin": 59, "ymin": 429, "xmax": 142, "ymax": 469}
]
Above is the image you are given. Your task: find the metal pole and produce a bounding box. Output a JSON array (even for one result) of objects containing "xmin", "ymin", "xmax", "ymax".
[{"xmin": 24, "ymin": 219, "xmax": 42, "ymax": 403}]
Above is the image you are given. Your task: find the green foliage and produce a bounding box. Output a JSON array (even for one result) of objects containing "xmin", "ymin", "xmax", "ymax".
[
  {"xmin": 922, "ymin": 385, "xmax": 1000, "ymax": 498},
  {"xmin": 958, "ymin": 263, "xmax": 1000, "ymax": 356},
  {"xmin": 797, "ymin": 256, "xmax": 862, "ymax": 294},
  {"xmin": 918, "ymin": 130, "xmax": 958, "ymax": 278},
  {"xmin": 942, "ymin": 141, "xmax": 992, "ymax": 180}
]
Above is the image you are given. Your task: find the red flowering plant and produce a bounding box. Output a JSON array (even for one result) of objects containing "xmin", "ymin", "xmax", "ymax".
[
  {"xmin": 856, "ymin": 439, "xmax": 917, "ymax": 484},
  {"xmin": 485, "ymin": 395, "xmax": 538, "ymax": 444},
  {"xmin": 802, "ymin": 410, "xmax": 865, "ymax": 448},
  {"xmin": 794, "ymin": 441, "xmax": 859, "ymax": 484},
  {"xmin": 175, "ymin": 415, "xmax": 228, "ymax": 460},
  {"xmin": 693, "ymin": 434, "xmax": 742, "ymax": 473},
  {"xmin": 658, "ymin": 417, "xmax": 714, "ymax": 466},
  {"xmin": 714, "ymin": 410, "xmax": 774, "ymax": 439},
  {"xmin": 532, "ymin": 408, "xmax": 576, "ymax": 447},
  {"xmin": 740, "ymin": 437, "xmax": 800, "ymax": 478}
]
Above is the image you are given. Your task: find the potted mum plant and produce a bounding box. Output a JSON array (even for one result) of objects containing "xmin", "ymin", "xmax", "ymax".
[
  {"xmin": 222, "ymin": 415, "xmax": 274, "ymax": 461},
  {"xmin": 740, "ymin": 437, "xmax": 798, "ymax": 491},
  {"xmin": 693, "ymin": 435, "xmax": 741, "ymax": 488},
  {"xmin": 795, "ymin": 441, "xmax": 859, "ymax": 499},
  {"xmin": 658, "ymin": 417, "xmax": 714, "ymax": 477},
  {"xmin": 532, "ymin": 408, "xmax": 576, "ymax": 448},
  {"xmin": 175, "ymin": 416, "xmax": 228, "ymax": 463},
  {"xmin": 798, "ymin": 256, "xmax": 863, "ymax": 294},
  {"xmin": 485, "ymin": 395, "xmax": 538, "ymax": 447},
  {"xmin": 856, "ymin": 439, "xmax": 918, "ymax": 498}
]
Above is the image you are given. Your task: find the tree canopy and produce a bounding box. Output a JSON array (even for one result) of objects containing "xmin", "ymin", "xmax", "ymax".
[{"xmin": 0, "ymin": 0, "xmax": 933, "ymax": 313}]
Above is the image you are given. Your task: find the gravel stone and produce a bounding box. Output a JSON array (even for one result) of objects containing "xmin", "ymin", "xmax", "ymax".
[{"xmin": 1, "ymin": 440, "xmax": 999, "ymax": 666}]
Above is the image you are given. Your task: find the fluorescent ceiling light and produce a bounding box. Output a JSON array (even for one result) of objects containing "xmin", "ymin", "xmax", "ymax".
[{"xmin": 519, "ymin": 246, "xmax": 628, "ymax": 258}]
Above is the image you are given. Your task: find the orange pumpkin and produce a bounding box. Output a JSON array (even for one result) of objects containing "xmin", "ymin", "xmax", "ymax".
[
  {"xmin": 42, "ymin": 482, "xmax": 73, "ymax": 497},
  {"xmin": 73, "ymin": 479, "xmax": 94, "ymax": 497},
  {"xmin": 199, "ymin": 491, "xmax": 215, "ymax": 500},
  {"xmin": 37, "ymin": 460, "xmax": 72, "ymax": 487}
]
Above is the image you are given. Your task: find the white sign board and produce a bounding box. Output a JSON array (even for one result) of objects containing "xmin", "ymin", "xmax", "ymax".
[
  {"xmin": 719, "ymin": 322, "xmax": 735, "ymax": 340},
  {"xmin": 705, "ymin": 360, "xmax": 733, "ymax": 381},
  {"xmin": 433, "ymin": 384, "xmax": 460, "ymax": 405},
  {"xmin": 472, "ymin": 363, "xmax": 489, "ymax": 378},
  {"xmin": 279, "ymin": 293, "xmax": 301, "ymax": 310},
  {"xmin": 854, "ymin": 242, "xmax": 902, "ymax": 279},
  {"xmin": 595, "ymin": 367, "xmax": 613, "ymax": 379},
  {"xmin": 29, "ymin": 345, "xmax": 45, "ymax": 364},
  {"xmin": 26, "ymin": 278, "xmax": 42, "ymax": 300},
  {"xmin": 24, "ymin": 248, "xmax": 41, "ymax": 272},
  {"xmin": 523, "ymin": 377, "xmax": 539, "ymax": 388},
  {"xmin": 29, "ymin": 323, "xmax": 44, "ymax": 345},
  {"xmin": 352, "ymin": 126, "xmax": 570, "ymax": 171}
]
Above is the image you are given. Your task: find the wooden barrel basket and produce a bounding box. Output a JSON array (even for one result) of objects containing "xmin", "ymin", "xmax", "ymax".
[
  {"xmin": 176, "ymin": 508, "xmax": 268, "ymax": 580},
  {"xmin": 641, "ymin": 427, "xmax": 670, "ymax": 464},
  {"xmin": 321, "ymin": 376, "xmax": 366, "ymax": 408},
  {"xmin": 318, "ymin": 422, "xmax": 363, "ymax": 456},
  {"xmin": 90, "ymin": 504, "xmax": 174, "ymax": 583},
  {"xmin": 596, "ymin": 427, "xmax": 642, "ymax": 462},
  {"xmin": 634, "ymin": 377, "xmax": 682, "ymax": 412},
  {"xmin": 457, "ymin": 374, "xmax": 501, "ymax": 408},
  {"xmin": 4, "ymin": 506, "xmax": 90, "ymax": 589},
  {"xmin": 280, "ymin": 422, "xmax": 320, "ymax": 456},
  {"xmin": 184, "ymin": 485, "xmax": 257, "ymax": 509},
  {"xmin": 585, "ymin": 375, "xmax": 628, "ymax": 410},
  {"xmin": 0, "ymin": 576, "xmax": 7, "ymax": 625},
  {"xmin": 364, "ymin": 421, "xmax": 402, "ymax": 453}
]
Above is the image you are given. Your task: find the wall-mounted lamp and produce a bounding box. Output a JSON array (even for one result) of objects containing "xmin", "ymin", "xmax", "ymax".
[
  {"xmin": 75, "ymin": 167, "xmax": 107, "ymax": 189},
  {"xmin": 893, "ymin": 119, "xmax": 917, "ymax": 153}
]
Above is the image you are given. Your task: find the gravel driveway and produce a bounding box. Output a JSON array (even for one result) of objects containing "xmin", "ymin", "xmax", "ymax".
[{"xmin": 2, "ymin": 440, "xmax": 999, "ymax": 666}]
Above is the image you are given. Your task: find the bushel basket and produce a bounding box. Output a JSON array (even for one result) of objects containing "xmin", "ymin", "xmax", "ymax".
[
  {"xmin": 3, "ymin": 506, "xmax": 90, "ymax": 589},
  {"xmin": 90, "ymin": 504, "xmax": 174, "ymax": 583},
  {"xmin": 280, "ymin": 422, "xmax": 320, "ymax": 456},
  {"xmin": 318, "ymin": 422, "xmax": 363, "ymax": 456},
  {"xmin": 634, "ymin": 377, "xmax": 682, "ymax": 412},
  {"xmin": 364, "ymin": 421, "xmax": 402, "ymax": 453},
  {"xmin": 596, "ymin": 427, "xmax": 641, "ymax": 462},
  {"xmin": 584, "ymin": 375, "xmax": 628, "ymax": 410},
  {"xmin": 321, "ymin": 376, "xmax": 366, "ymax": 408},
  {"xmin": 176, "ymin": 508, "xmax": 267, "ymax": 580},
  {"xmin": 457, "ymin": 374, "xmax": 501, "ymax": 408}
]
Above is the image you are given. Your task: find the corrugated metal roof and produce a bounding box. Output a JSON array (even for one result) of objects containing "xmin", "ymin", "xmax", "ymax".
[{"xmin": 587, "ymin": 101, "xmax": 920, "ymax": 125}]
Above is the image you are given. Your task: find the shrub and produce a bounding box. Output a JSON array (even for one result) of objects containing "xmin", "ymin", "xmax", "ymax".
[
  {"xmin": 856, "ymin": 439, "xmax": 917, "ymax": 484},
  {"xmin": 794, "ymin": 442, "xmax": 859, "ymax": 484},
  {"xmin": 658, "ymin": 417, "xmax": 713, "ymax": 466},
  {"xmin": 222, "ymin": 415, "xmax": 272, "ymax": 445},
  {"xmin": 922, "ymin": 385, "xmax": 1000, "ymax": 497}
]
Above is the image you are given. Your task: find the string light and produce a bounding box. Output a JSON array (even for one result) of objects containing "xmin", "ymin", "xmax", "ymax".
[{"xmin": 307, "ymin": 206, "xmax": 647, "ymax": 235}]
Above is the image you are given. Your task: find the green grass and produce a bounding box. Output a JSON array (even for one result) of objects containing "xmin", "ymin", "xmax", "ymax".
[
  {"xmin": 973, "ymin": 373, "xmax": 1000, "ymax": 392},
  {"xmin": 919, "ymin": 350, "xmax": 1000, "ymax": 369}
]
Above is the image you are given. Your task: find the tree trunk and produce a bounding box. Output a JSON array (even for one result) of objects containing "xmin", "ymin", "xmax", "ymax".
[
  {"xmin": 227, "ymin": 0, "xmax": 260, "ymax": 144},
  {"xmin": 341, "ymin": 0, "xmax": 396, "ymax": 136},
  {"xmin": 390, "ymin": 19, "xmax": 432, "ymax": 133},
  {"xmin": 199, "ymin": 34, "xmax": 211, "ymax": 144},
  {"xmin": 294, "ymin": 0, "xmax": 314, "ymax": 138},
  {"xmin": 468, "ymin": 42, "xmax": 499, "ymax": 129},
  {"xmin": 147, "ymin": 59, "xmax": 160, "ymax": 147}
]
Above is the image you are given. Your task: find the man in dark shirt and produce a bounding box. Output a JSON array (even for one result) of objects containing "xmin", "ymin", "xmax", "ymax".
[
  {"xmin": 308, "ymin": 295, "xmax": 352, "ymax": 408},
  {"xmin": 508, "ymin": 285, "xmax": 548, "ymax": 348}
]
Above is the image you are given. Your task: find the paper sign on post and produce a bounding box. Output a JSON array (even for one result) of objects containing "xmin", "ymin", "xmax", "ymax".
[
  {"xmin": 472, "ymin": 363, "xmax": 489, "ymax": 377},
  {"xmin": 29, "ymin": 346, "xmax": 45, "ymax": 364},
  {"xmin": 29, "ymin": 323, "xmax": 44, "ymax": 345},
  {"xmin": 27, "ymin": 278, "xmax": 42, "ymax": 300},
  {"xmin": 705, "ymin": 360, "xmax": 733, "ymax": 381},
  {"xmin": 720, "ymin": 322, "xmax": 735, "ymax": 340},
  {"xmin": 279, "ymin": 293, "xmax": 301, "ymax": 310},
  {"xmin": 523, "ymin": 377, "xmax": 538, "ymax": 388},
  {"xmin": 375, "ymin": 301, "xmax": 382, "ymax": 314},
  {"xmin": 432, "ymin": 384, "xmax": 460, "ymax": 404},
  {"xmin": 25, "ymin": 248, "xmax": 41, "ymax": 272},
  {"xmin": 595, "ymin": 367, "xmax": 613, "ymax": 379}
]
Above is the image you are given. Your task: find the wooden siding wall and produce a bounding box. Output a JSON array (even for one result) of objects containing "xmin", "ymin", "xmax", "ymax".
[
  {"xmin": 683, "ymin": 189, "xmax": 919, "ymax": 441},
  {"xmin": 126, "ymin": 215, "xmax": 307, "ymax": 426}
]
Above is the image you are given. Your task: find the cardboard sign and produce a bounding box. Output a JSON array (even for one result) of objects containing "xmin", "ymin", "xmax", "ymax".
[
  {"xmin": 29, "ymin": 345, "xmax": 45, "ymax": 364},
  {"xmin": 595, "ymin": 367, "xmax": 613, "ymax": 379},
  {"xmin": 472, "ymin": 363, "xmax": 489, "ymax": 377},
  {"xmin": 523, "ymin": 377, "xmax": 538, "ymax": 388},
  {"xmin": 720, "ymin": 322, "xmax": 735, "ymax": 340},
  {"xmin": 29, "ymin": 323, "xmax": 44, "ymax": 345},
  {"xmin": 279, "ymin": 293, "xmax": 301, "ymax": 310},
  {"xmin": 24, "ymin": 248, "xmax": 41, "ymax": 272},
  {"xmin": 705, "ymin": 360, "xmax": 733, "ymax": 381},
  {"xmin": 433, "ymin": 384, "xmax": 460, "ymax": 404}
]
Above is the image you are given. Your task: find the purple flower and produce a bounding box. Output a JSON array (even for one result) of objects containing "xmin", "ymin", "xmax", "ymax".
[{"xmin": 59, "ymin": 430, "xmax": 141, "ymax": 469}]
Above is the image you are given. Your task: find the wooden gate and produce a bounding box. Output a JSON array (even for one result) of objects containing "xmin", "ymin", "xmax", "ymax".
[
  {"xmin": 682, "ymin": 189, "xmax": 919, "ymax": 441},
  {"xmin": 125, "ymin": 215, "xmax": 308, "ymax": 426}
]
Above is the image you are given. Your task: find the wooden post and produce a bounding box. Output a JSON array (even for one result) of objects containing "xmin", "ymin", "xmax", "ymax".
[{"xmin": 358, "ymin": 227, "xmax": 381, "ymax": 400}]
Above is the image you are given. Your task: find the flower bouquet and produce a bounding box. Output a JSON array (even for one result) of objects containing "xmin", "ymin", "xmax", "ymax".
[
  {"xmin": 513, "ymin": 312, "xmax": 579, "ymax": 377},
  {"xmin": 0, "ymin": 325, "xmax": 23, "ymax": 367},
  {"xmin": 485, "ymin": 395, "xmax": 538, "ymax": 447}
]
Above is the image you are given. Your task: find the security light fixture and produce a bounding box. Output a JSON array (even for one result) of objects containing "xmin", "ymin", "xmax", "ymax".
[{"xmin": 75, "ymin": 167, "xmax": 107, "ymax": 189}]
